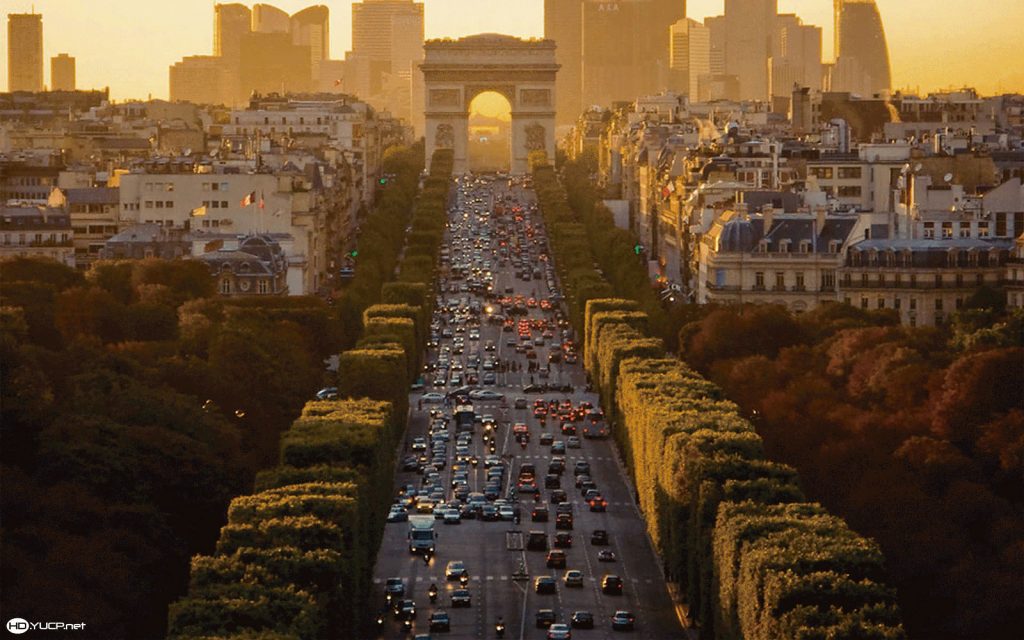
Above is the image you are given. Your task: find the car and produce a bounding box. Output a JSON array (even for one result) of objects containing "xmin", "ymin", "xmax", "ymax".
[
  {"xmin": 422, "ymin": 392, "xmax": 446, "ymax": 404},
  {"xmin": 385, "ymin": 577, "xmax": 405, "ymax": 598},
  {"xmin": 527, "ymin": 531, "xmax": 548, "ymax": 551},
  {"xmin": 451, "ymin": 588, "xmax": 471, "ymax": 607},
  {"xmin": 429, "ymin": 611, "xmax": 451, "ymax": 632},
  {"xmin": 597, "ymin": 549, "xmax": 617, "ymax": 562},
  {"xmin": 469, "ymin": 389, "xmax": 504, "ymax": 401},
  {"xmin": 555, "ymin": 513, "xmax": 573, "ymax": 530},
  {"xmin": 591, "ymin": 530, "xmax": 609, "ymax": 545},
  {"xmin": 547, "ymin": 623, "xmax": 572, "ymax": 639},
  {"xmin": 387, "ymin": 507, "xmax": 408, "ymax": 523},
  {"xmin": 611, "ymin": 610, "xmax": 636, "ymax": 631},
  {"xmin": 588, "ymin": 494, "xmax": 608, "ymax": 512},
  {"xmin": 601, "ymin": 574, "xmax": 624, "ymax": 595},
  {"xmin": 567, "ymin": 436, "xmax": 581, "ymax": 449},
  {"xmin": 443, "ymin": 509, "xmax": 461, "ymax": 524},
  {"xmin": 550, "ymin": 489, "xmax": 568, "ymax": 504},
  {"xmin": 536, "ymin": 609, "xmax": 556, "ymax": 629},
  {"xmin": 531, "ymin": 507, "xmax": 549, "ymax": 522},
  {"xmin": 551, "ymin": 441, "xmax": 566, "ymax": 454},
  {"xmin": 315, "ymin": 387, "xmax": 338, "ymax": 400},
  {"xmin": 554, "ymin": 531, "xmax": 573, "ymax": 548},
  {"xmin": 515, "ymin": 397, "xmax": 528, "ymax": 409},
  {"xmin": 498, "ymin": 505, "xmax": 515, "ymax": 521},
  {"xmin": 534, "ymin": 575, "xmax": 557, "ymax": 594},
  {"xmin": 481, "ymin": 504, "xmax": 499, "ymax": 521},
  {"xmin": 563, "ymin": 569, "xmax": 584, "ymax": 587},
  {"xmin": 574, "ymin": 461, "xmax": 591, "ymax": 476},
  {"xmin": 445, "ymin": 561, "xmax": 468, "ymax": 580},
  {"xmin": 571, "ymin": 611, "xmax": 594, "ymax": 629},
  {"xmin": 539, "ymin": 433, "xmax": 554, "ymax": 446},
  {"xmin": 546, "ymin": 550, "xmax": 567, "ymax": 568}
]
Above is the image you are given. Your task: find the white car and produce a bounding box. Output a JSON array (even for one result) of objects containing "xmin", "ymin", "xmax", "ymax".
[
  {"xmin": 469, "ymin": 389, "xmax": 504, "ymax": 401},
  {"xmin": 422, "ymin": 393, "xmax": 446, "ymax": 404},
  {"xmin": 443, "ymin": 509, "xmax": 461, "ymax": 524}
]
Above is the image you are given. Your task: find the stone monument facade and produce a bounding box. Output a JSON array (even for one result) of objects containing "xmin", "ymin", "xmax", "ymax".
[{"xmin": 421, "ymin": 34, "xmax": 559, "ymax": 174}]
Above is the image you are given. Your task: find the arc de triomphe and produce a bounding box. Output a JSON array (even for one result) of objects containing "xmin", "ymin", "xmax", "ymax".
[{"xmin": 421, "ymin": 34, "xmax": 559, "ymax": 175}]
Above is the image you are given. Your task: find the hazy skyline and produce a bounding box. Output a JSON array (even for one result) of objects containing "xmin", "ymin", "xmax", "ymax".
[{"xmin": 2, "ymin": 0, "xmax": 1023, "ymax": 101}]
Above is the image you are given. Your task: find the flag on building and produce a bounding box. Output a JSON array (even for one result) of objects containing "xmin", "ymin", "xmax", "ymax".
[
  {"xmin": 258, "ymin": 191, "xmax": 265, "ymax": 209},
  {"xmin": 240, "ymin": 191, "xmax": 256, "ymax": 207},
  {"xmin": 190, "ymin": 205, "xmax": 207, "ymax": 217}
]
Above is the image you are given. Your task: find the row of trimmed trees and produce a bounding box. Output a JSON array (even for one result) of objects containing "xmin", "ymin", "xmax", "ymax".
[
  {"xmin": 167, "ymin": 150, "xmax": 454, "ymax": 640},
  {"xmin": 587, "ymin": 299, "xmax": 904, "ymax": 639},
  {"xmin": 530, "ymin": 156, "xmax": 905, "ymax": 639}
]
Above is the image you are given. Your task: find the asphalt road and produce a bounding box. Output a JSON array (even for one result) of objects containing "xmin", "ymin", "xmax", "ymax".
[{"xmin": 372, "ymin": 176, "xmax": 686, "ymax": 640}]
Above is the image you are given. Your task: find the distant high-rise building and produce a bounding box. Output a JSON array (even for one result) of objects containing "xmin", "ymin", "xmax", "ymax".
[
  {"xmin": 214, "ymin": 3, "xmax": 251, "ymax": 61},
  {"xmin": 170, "ymin": 56, "xmax": 229, "ymax": 106},
  {"xmin": 290, "ymin": 6, "xmax": 330, "ymax": 88},
  {"xmin": 833, "ymin": 0, "xmax": 891, "ymax": 95},
  {"xmin": 669, "ymin": 19, "xmax": 711, "ymax": 99},
  {"xmin": 239, "ymin": 32, "xmax": 313, "ymax": 98},
  {"xmin": 8, "ymin": 13, "xmax": 44, "ymax": 92},
  {"xmin": 252, "ymin": 3, "xmax": 290, "ymax": 33},
  {"xmin": 769, "ymin": 14, "xmax": 822, "ymax": 100},
  {"xmin": 350, "ymin": 0, "xmax": 424, "ymax": 97},
  {"xmin": 704, "ymin": 15, "xmax": 727, "ymax": 76},
  {"xmin": 50, "ymin": 53, "xmax": 76, "ymax": 91},
  {"xmin": 545, "ymin": 0, "xmax": 583, "ymax": 127},
  {"xmin": 723, "ymin": 0, "xmax": 777, "ymax": 100},
  {"xmin": 580, "ymin": 0, "xmax": 686, "ymax": 110}
]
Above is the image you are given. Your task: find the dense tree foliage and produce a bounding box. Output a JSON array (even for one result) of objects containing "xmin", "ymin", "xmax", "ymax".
[
  {"xmin": 1, "ymin": 257, "xmax": 341, "ymax": 639},
  {"xmin": 679, "ymin": 303, "xmax": 1024, "ymax": 638},
  {"xmin": 167, "ymin": 149, "xmax": 453, "ymax": 639}
]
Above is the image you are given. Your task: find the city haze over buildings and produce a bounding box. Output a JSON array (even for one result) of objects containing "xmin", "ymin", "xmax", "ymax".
[{"xmin": 1, "ymin": 0, "xmax": 1022, "ymax": 101}]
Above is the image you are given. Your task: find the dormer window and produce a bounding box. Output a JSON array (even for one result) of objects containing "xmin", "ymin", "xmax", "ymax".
[
  {"xmin": 829, "ymin": 240, "xmax": 840, "ymax": 254},
  {"xmin": 799, "ymin": 241, "xmax": 811, "ymax": 254},
  {"xmin": 758, "ymin": 240, "xmax": 769, "ymax": 253},
  {"xmin": 779, "ymin": 240, "xmax": 790, "ymax": 253}
]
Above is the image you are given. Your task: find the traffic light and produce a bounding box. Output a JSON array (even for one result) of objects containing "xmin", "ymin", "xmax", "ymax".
[
  {"xmin": 633, "ymin": 243, "xmax": 644, "ymax": 255},
  {"xmin": 378, "ymin": 177, "xmax": 388, "ymax": 185},
  {"xmin": 349, "ymin": 250, "xmax": 359, "ymax": 258}
]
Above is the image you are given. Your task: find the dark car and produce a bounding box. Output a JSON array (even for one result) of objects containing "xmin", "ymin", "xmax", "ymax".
[
  {"xmin": 536, "ymin": 609, "xmax": 556, "ymax": 629},
  {"xmin": 555, "ymin": 513, "xmax": 573, "ymax": 530},
  {"xmin": 429, "ymin": 611, "xmax": 451, "ymax": 632},
  {"xmin": 550, "ymin": 489, "xmax": 568, "ymax": 504},
  {"xmin": 544, "ymin": 474, "xmax": 561, "ymax": 489},
  {"xmin": 611, "ymin": 610, "xmax": 636, "ymax": 631},
  {"xmin": 539, "ymin": 432, "xmax": 554, "ymax": 446},
  {"xmin": 591, "ymin": 530, "xmax": 609, "ymax": 545},
  {"xmin": 532, "ymin": 507, "xmax": 549, "ymax": 522},
  {"xmin": 571, "ymin": 611, "xmax": 595, "ymax": 629},
  {"xmin": 554, "ymin": 532, "xmax": 573, "ymax": 548},
  {"xmin": 481, "ymin": 505, "xmax": 500, "ymax": 521},
  {"xmin": 601, "ymin": 574, "xmax": 624, "ymax": 595},
  {"xmin": 527, "ymin": 531, "xmax": 548, "ymax": 551},
  {"xmin": 545, "ymin": 550, "xmax": 567, "ymax": 568},
  {"xmin": 394, "ymin": 599, "xmax": 416, "ymax": 620},
  {"xmin": 573, "ymin": 461, "xmax": 591, "ymax": 475},
  {"xmin": 534, "ymin": 576, "xmax": 557, "ymax": 594},
  {"xmin": 451, "ymin": 588, "xmax": 471, "ymax": 608}
]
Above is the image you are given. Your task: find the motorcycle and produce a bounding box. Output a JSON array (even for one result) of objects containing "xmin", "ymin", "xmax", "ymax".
[
  {"xmin": 402, "ymin": 618, "xmax": 412, "ymax": 633},
  {"xmin": 460, "ymin": 573, "xmax": 469, "ymax": 587},
  {"xmin": 428, "ymin": 585, "xmax": 438, "ymax": 603},
  {"xmin": 495, "ymin": 620, "xmax": 506, "ymax": 637}
]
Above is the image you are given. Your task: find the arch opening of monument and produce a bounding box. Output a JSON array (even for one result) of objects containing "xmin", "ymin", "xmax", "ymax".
[
  {"xmin": 422, "ymin": 34, "xmax": 559, "ymax": 175},
  {"xmin": 468, "ymin": 91, "xmax": 512, "ymax": 172}
]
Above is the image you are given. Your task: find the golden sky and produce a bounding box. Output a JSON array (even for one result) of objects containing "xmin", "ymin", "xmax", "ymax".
[{"xmin": 1, "ymin": 0, "xmax": 1022, "ymax": 101}]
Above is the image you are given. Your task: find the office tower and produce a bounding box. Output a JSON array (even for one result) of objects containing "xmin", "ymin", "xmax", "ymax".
[
  {"xmin": 670, "ymin": 19, "xmax": 711, "ymax": 99},
  {"xmin": 50, "ymin": 53, "xmax": 75, "ymax": 91},
  {"xmin": 170, "ymin": 56, "xmax": 229, "ymax": 106},
  {"xmin": 252, "ymin": 3, "xmax": 290, "ymax": 33},
  {"xmin": 214, "ymin": 4, "xmax": 251, "ymax": 61},
  {"xmin": 833, "ymin": 0, "xmax": 891, "ymax": 95},
  {"xmin": 769, "ymin": 15, "xmax": 822, "ymax": 100},
  {"xmin": 240, "ymin": 32, "xmax": 313, "ymax": 97},
  {"xmin": 351, "ymin": 0, "xmax": 425, "ymax": 98},
  {"xmin": 581, "ymin": 0, "xmax": 686, "ymax": 109},
  {"xmin": 290, "ymin": 6, "xmax": 330, "ymax": 86},
  {"xmin": 8, "ymin": 13, "xmax": 44, "ymax": 92},
  {"xmin": 545, "ymin": 0, "xmax": 583, "ymax": 127},
  {"xmin": 723, "ymin": 0, "xmax": 777, "ymax": 100},
  {"xmin": 704, "ymin": 15, "xmax": 726, "ymax": 76}
]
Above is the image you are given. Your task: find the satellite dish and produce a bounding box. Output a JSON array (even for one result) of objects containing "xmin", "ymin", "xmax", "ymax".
[
  {"xmin": 944, "ymin": 173, "xmax": 953, "ymax": 183},
  {"xmin": 914, "ymin": 163, "xmax": 923, "ymax": 172}
]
